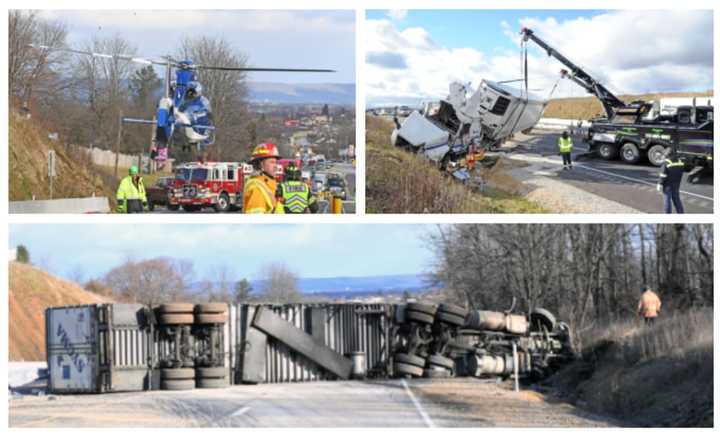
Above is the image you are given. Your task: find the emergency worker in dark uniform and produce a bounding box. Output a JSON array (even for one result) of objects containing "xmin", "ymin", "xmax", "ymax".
[{"xmin": 657, "ymin": 148, "xmax": 686, "ymax": 214}]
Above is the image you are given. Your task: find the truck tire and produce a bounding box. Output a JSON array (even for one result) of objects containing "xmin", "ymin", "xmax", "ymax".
[
  {"xmin": 647, "ymin": 144, "xmax": 667, "ymax": 167},
  {"xmin": 437, "ymin": 304, "xmax": 468, "ymax": 318},
  {"xmin": 425, "ymin": 368, "xmax": 451, "ymax": 379},
  {"xmin": 394, "ymin": 362, "xmax": 424, "ymax": 378},
  {"xmin": 406, "ymin": 303, "xmax": 437, "ymax": 316},
  {"xmin": 161, "ymin": 379, "xmax": 195, "ymax": 391},
  {"xmin": 194, "ymin": 303, "xmax": 228, "ymax": 314},
  {"xmin": 620, "ymin": 142, "xmax": 641, "ymax": 164},
  {"xmin": 195, "ymin": 313, "xmax": 227, "ymax": 324},
  {"xmin": 158, "ymin": 303, "xmax": 194, "ymax": 314},
  {"xmin": 406, "ymin": 310, "xmax": 435, "ymax": 325},
  {"xmin": 214, "ymin": 193, "xmax": 230, "ymax": 213},
  {"xmin": 394, "ymin": 353, "xmax": 426, "ymax": 368},
  {"xmin": 196, "ymin": 367, "xmax": 228, "ymax": 379},
  {"xmin": 435, "ymin": 311, "xmax": 466, "ymax": 327},
  {"xmin": 598, "ymin": 143, "xmax": 618, "ymax": 160},
  {"xmin": 159, "ymin": 313, "xmax": 194, "ymax": 325},
  {"xmin": 182, "ymin": 204, "xmax": 199, "ymax": 212},
  {"xmin": 530, "ymin": 308, "xmax": 557, "ymax": 332},
  {"xmin": 196, "ymin": 377, "xmax": 228, "ymax": 389},
  {"xmin": 161, "ymin": 368, "xmax": 195, "ymax": 380},
  {"xmin": 427, "ymin": 354, "xmax": 454, "ymax": 370}
]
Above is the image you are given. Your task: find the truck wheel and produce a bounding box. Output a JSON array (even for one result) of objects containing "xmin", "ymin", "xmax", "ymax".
[
  {"xmin": 425, "ymin": 368, "xmax": 451, "ymax": 379},
  {"xmin": 159, "ymin": 313, "xmax": 194, "ymax": 325},
  {"xmin": 182, "ymin": 205, "xmax": 199, "ymax": 212},
  {"xmin": 406, "ymin": 310, "xmax": 435, "ymax": 325},
  {"xmin": 406, "ymin": 303, "xmax": 437, "ymax": 316},
  {"xmin": 148, "ymin": 200, "xmax": 155, "ymax": 212},
  {"xmin": 647, "ymin": 144, "xmax": 667, "ymax": 167},
  {"xmin": 195, "ymin": 313, "xmax": 228, "ymax": 324},
  {"xmin": 194, "ymin": 303, "xmax": 228, "ymax": 314},
  {"xmin": 427, "ymin": 354, "xmax": 454, "ymax": 370},
  {"xmin": 214, "ymin": 193, "xmax": 230, "ymax": 213},
  {"xmin": 530, "ymin": 308, "xmax": 557, "ymax": 332},
  {"xmin": 394, "ymin": 362, "xmax": 424, "ymax": 378},
  {"xmin": 598, "ymin": 143, "xmax": 618, "ymax": 160},
  {"xmin": 437, "ymin": 304, "xmax": 468, "ymax": 318},
  {"xmin": 196, "ymin": 367, "xmax": 228, "ymax": 379},
  {"xmin": 196, "ymin": 377, "xmax": 228, "ymax": 389},
  {"xmin": 394, "ymin": 353, "xmax": 426, "ymax": 368},
  {"xmin": 620, "ymin": 142, "xmax": 641, "ymax": 164},
  {"xmin": 168, "ymin": 204, "xmax": 180, "ymax": 211},
  {"xmin": 161, "ymin": 368, "xmax": 195, "ymax": 380},
  {"xmin": 161, "ymin": 379, "xmax": 195, "ymax": 391},
  {"xmin": 158, "ymin": 303, "xmax": 194, "ymax": 314},
  {"xmin": 435, "ymin": 311, "xmax": 466, "ymax": 327}
]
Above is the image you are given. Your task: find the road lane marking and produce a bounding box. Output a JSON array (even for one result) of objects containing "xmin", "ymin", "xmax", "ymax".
[
  {"xmin": 401, "ymin": 379, "xmax": 435, "ymax": 428},
  {"xmin": 231, "ymin": 406, "xmax": 251, "ymax": 417}
]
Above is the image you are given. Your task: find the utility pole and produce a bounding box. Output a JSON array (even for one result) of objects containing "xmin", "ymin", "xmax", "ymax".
[{"xmin": 114, "ymin": 110, "xmax": 123, "ymax": 180}]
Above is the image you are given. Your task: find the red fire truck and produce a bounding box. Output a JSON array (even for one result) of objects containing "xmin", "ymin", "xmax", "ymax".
[{"xmin": 168, "ymin": 161, "xmax": 253, "ymax": 212}]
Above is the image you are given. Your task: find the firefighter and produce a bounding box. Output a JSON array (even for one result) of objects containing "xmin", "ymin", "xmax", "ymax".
[
  {"xmin": 558, "ymin": 131, "xmax": 573, "ymax": 169},
  {"xmin": 637, "ymin": 286, "xmax": 662, "ymax": 326},
  {"xmin": 243, "ymin": 143, "xmax": 285, "ymax": 214},
  {"xmin": 277, "ymin": 163, "xmax": 318, "ymax": 214},
  {"xmin": 116, "ymin": 165, "xmax": 147, "ymax": 213},
  {"xmin": 657, "ymin": 148, "xmax": 685, "ymax": 214}
]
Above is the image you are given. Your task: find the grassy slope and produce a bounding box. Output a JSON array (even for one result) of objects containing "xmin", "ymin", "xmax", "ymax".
[
  {"xmin": 9, "ymin": 262, "xmax": 109, "ymax": 361},
  {"xmin": 366, "ymin": 116, "xmax": 546, "ymax": 213},
  {"xmin": 9, "ymin": 113, "xmax": 116, "ymax": 202},
  {"xmin": 550, "ymin": 310, "xmax": 712, "ymax": 427},
  {"xmin": 544, "ymin": 91, "xmax": 714, "ymax": 120}
]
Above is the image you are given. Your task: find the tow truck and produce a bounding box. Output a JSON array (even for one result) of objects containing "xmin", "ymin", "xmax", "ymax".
[{"xmin": 521, "ymin": 28, "xmax": 713, "ymax": 170}]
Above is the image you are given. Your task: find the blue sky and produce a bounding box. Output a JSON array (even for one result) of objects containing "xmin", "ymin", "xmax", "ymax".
[
  {"xmin": 36, "ymin": 10, "xmax": 355, "ymax": 84},
  {"xmin": 365, "ymin": 9, "xmax": 712, "ymax": 106},
  {"xmin": 9, "ymin": 224, "xmax": 436, "ymax": 282}
]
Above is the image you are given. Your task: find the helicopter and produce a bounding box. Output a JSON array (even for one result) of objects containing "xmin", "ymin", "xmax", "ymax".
[{"xmin": 28, "ymin": 44, "xmax": 334, "ymax": 157}]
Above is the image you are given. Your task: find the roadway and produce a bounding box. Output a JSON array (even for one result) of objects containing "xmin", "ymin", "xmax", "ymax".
[{"xmin": 503, "ymin": 131, "xmax": 713, "ymax": 213}]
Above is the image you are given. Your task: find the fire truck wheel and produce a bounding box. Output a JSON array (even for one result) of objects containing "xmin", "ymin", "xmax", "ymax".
[
  {"xmin": 427, "ymin": 354, "xmax": 455, "ymax": 370},
  {"xmin": 435, "ymin": 311, "xmax": 466, "ymax": 327},
  {"xmin": 405, "ymin": 303, "xmax": 437, "ymax": 316},
  {"xmin": 620, "ymin": 142, "xmax": 641, "ymax": 164},
  {"xmin": 195, "ymin": 313, "xmax": 228, "ymax": 324},
  {"xmin": 158, "ymin": 303, "xmax": 194, "ymax": 314},
  {"xmin": 647, "ymin": 144, "xmax": 667, "ymax": 167},
  {"xmin": 598, "ymin": 143, "xmax": 618, "ymax": 160},
  {"xmin": 161, "ymin": 368, "xmax": 195, "ymax": 380},
  {"xmin": 161, "ymin": 379, "xmax": 195, "ymax": 391},
  {"xmin": 159, "ymin": 313, "xmax": 194, "ymax": 325},
  {"xmin": 394, "ymin": 353, "xmax": 426, "ymax": 368},
  {"xmin": 394, "ymin": 362, "xmax": 424, "ymax": 378},
  {"xmin": 182, "ymin": 205, "xmax": 200, "ymax": 212},
  {"xmin": 437, "ymin": 303, "xmax": 468, "ymax": 318},
  {"xmin": 214, "ymin": 193, "xmax": 230, "ymax": 213},
  {"xmin": 406, "ymin": 310, "xmax": 435, "ymax": 325},
  {"xmin": 168, "ymin": 204, "xmax": 180, "ymax": 211},
  {"xmin": 196, "ymin": 377, "xmax": 229, "ymax": 389},
  {"xmin": 196, "ymin": 367, "xmax": 228, "ymax": 379},
  {"xmin": 194, "ymin": 303, "xmax": 228, "ymax": 314}
]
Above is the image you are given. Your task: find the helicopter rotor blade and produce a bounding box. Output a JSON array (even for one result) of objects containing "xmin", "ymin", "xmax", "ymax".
[
  {"xmin": 27, "ymin": 44, "xmax": 170, "ymax": 67},
  {"xmin": 196, "ymin": 65, "xmax": 335, "ymax": 73}
]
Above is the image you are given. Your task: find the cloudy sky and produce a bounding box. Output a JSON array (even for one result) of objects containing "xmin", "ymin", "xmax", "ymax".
[
  {"xmin": 365, "ymin": 9, "xmax": 713, "ymax": 107},
  {"xmin": 35, "ymin": 10, "xmax": 355, "ymax": 84},
  {"xmin": 9, "ymin": 224, "xmax": 435, "ymax": 282}
]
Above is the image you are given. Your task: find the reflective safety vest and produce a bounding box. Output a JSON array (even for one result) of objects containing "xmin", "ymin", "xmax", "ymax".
[
  {"xmin": 116, "ymin": 176, "xmax": 146, "ymax": 213},
  {"xmin": 279, "ymin": 180, "xmax": 314, "ymax": 213},
  {"xmin": 558, "ymin": 137, "xmax": 573, "ymax": 153},
  {"xmin": 659, "ymin": 158, "xmax": 685, "ymax": 188},
  {"xmin": 243, "ymin": 174, "xmax": 284, "ymax": 214}
]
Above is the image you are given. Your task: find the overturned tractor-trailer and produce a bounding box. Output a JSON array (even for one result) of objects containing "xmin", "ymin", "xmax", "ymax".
[{"xmin": 45, "ymin": 301, "xmax": 573, "ymax": 394}]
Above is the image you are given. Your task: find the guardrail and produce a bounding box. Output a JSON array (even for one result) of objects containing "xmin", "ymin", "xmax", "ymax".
[{"xmin": 10, "ymin": 197, "xmax": 110, "ymax": 214}]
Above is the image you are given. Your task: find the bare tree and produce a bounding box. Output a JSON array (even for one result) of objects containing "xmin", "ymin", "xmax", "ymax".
[
  {"xmin": 258, "ymin": 262, "xmax": 301, "ymax": 303},
  {"xmin": 102, "ymin": 257, "xmax": 189, "ymax": 305}
]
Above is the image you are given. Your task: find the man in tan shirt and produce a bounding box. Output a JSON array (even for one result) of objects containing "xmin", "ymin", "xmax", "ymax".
[{"xmin": 638, "ymin": 286, "xmax": 662, "ymax": 326}]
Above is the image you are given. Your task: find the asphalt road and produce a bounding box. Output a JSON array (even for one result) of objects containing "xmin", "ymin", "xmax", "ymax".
[
  {"xmin": 506, "ymin": 131, "xmax": 713, "ymax": 213},
  {"xmin": 9, "ymin": 379, "xmax": 614, "ymax": 428}
]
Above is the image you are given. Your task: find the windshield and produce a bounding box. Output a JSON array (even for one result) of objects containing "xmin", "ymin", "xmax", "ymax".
[{"xmin": 175, "ymin": 168, "xmax": 209, "ymax": 182}]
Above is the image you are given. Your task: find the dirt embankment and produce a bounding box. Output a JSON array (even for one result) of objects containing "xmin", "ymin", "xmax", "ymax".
[
  {"xmin": 9, "ymin": 262, "xmax": 109, "ymax": 361},
  {"xmin": 544, "ymin": 91, "xmax": 714, "ymax": 120},
  {"xmin": 9, "ymin": 113, "xmax": 116, "ymax": 202},
  {"xmin": 546, "ymin": 310, "xmax": 713, "ymax": 427},
  {"xmin": 365, "ymin": 116, "xmax": 546, "ymax": 213}
]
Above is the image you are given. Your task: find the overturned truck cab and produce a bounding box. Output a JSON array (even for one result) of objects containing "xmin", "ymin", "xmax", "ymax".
[{"xmin": 391, "ymin": 80, "xmax": 547, "ymax": 179}]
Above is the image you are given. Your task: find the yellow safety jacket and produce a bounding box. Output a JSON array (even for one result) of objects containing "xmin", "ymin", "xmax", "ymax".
[
  {"xmin": 279, "ymin": 180, "xmax": 316, "ymax": 213},
  {"xmin": 558, "ymin": 137, "xmax": 573, "ymax": 153},
  {"xmin": 638, "ymin": 290, "xmax": 662, "ymax": 318},
  {"xmin": 116, "ymin": 176, "xmax": 146, "ymax": 213},
  {"xmin": 243, "ymin": 173, "xmax": 284, "ymax": 214}
]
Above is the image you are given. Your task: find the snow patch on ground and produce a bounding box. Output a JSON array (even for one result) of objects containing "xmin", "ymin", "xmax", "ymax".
[{"xmin": 9, "ymin": 362, "xmax": 46, "ymax": 388}]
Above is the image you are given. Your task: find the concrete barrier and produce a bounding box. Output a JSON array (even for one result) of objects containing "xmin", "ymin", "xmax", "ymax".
[
  {"xmin": 10, "ymin": 197, "xmax": 110, "ymax": 214},
  {"xmin": 534, "ymin": 117, "xmax": 588, "ymax": 135}
]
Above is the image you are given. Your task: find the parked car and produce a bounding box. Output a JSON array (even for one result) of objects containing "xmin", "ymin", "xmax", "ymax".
[
  {"xmin": 326, "ymin": 176, "xmax": 347, "ymax": 200},
  {"xmin": 146, "ymin": 176, "xmax": 176, "ymax": 211}
]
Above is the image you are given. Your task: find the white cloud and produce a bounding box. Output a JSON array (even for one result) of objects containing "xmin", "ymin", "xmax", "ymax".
[
  {"xmin": 366, "ymin": 10, "xmax": 713, "ymax": 107},
  {"xmin": 387, "ymin": 10, "xmax": 408, "ymax": 21}
]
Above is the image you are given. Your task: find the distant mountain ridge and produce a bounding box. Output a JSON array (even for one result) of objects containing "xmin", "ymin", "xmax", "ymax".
[{"xmin": 247, "ymin": 81, "xmax": 355, "ymax": 104}]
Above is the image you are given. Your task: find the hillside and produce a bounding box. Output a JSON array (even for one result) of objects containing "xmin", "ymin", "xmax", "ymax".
[
  {"xmin": 366, "ymin": 116, "xmax": 546, "ymax": 213},
  {"xmin": 9, "ymin": 262, "xmax": 109, "ymax": 361},
  {"xmin": 544, "ymin": 91, "xmax": 714, "ymax": 120},
  {"xmin": 9, "ymin": 113, "xmax": 116, "ymax": 202}
]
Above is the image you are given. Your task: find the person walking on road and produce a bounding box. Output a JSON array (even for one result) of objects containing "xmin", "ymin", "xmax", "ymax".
[
  {"xmin": 116, "ymin": 165, "xmax": 147, "ymax": 213},
  {"xmin": 277, "ymin": 163, "xmax": 318, "ymax": 214},
  {"xmin": 243, "ymin": 143, "xmax": 284, "ymax": 214},
  {"xmin": 657, "ymin": 148, "xmax": 685, "ymax": 214},
  {"xmin": 637, "ymin": 286, "xmax": 662, "ymax": 326},
  {"xmin": 558, "ymin": 131, "xmax": 573, "ymax": 170}
]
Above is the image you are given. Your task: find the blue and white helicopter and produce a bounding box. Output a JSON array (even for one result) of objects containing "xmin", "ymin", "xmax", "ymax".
[{"xmin": 29, "ymin": 44, "xmax": 334, "ymax": 155}]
